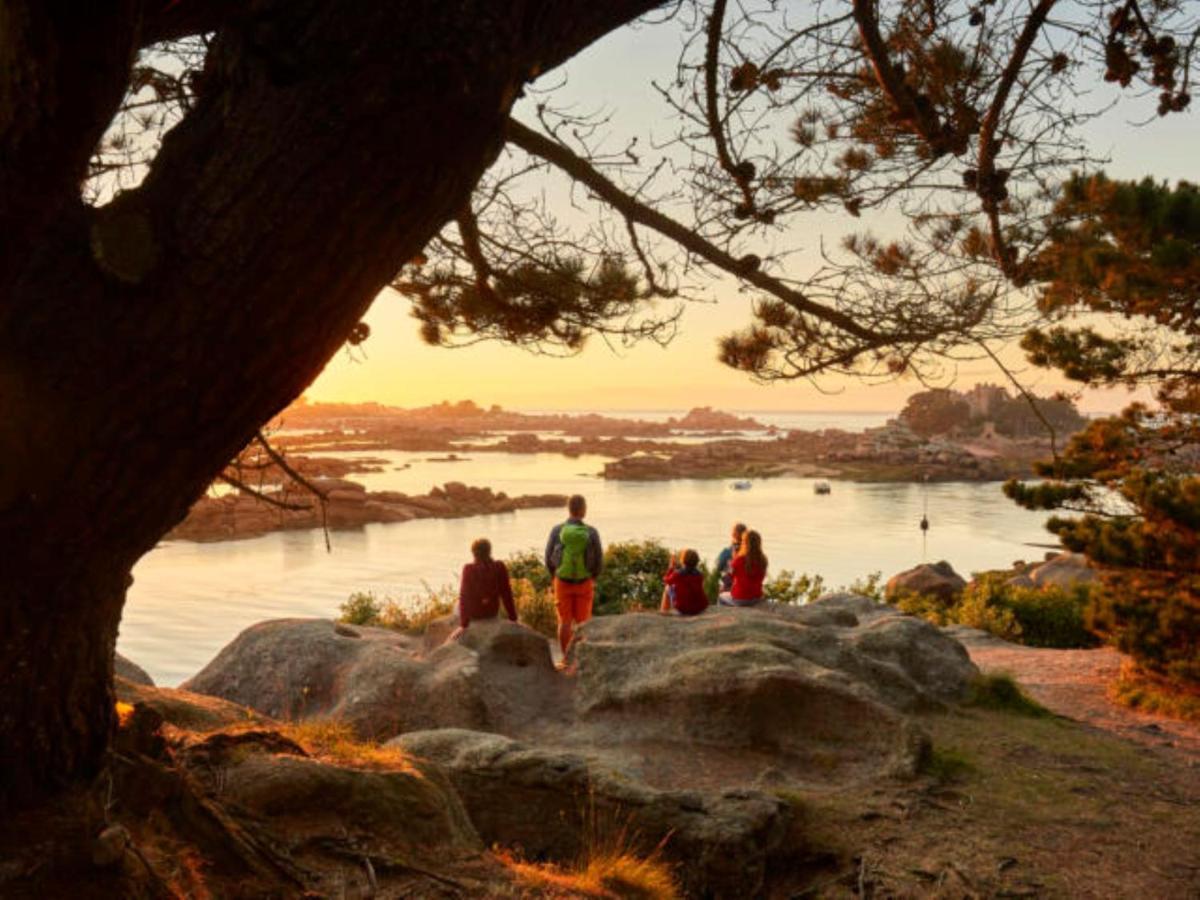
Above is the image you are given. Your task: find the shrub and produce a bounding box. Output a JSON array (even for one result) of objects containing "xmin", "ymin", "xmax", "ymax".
[
  {"xmin": 892, "ymin": 590, "xmax": 951, "ymax": 625},
  {"xmin": 595, "ymin": 539, "xmax": 673, "ymax": 614},
  {"xmin": 1087, "ymin": 573, "xmax": 1200, "ymax": 687},
  {"xmin": 762, "ymin": 570, "xmax": 825, "ymax": 605},
  {"xmin": 1109, "ymin": 669, "xmax": 1200, "ymax": 723},
  {"xmin": 513, "ymin": 577, "xmax": 558, "ymax": 637},
  {"xmin": 891, "ymin": 571, "xmax": 1099, "ymax": 649},
  {"xmin": 339, "ymin": 591, "xmax": 382, "ymax": 625},
  {"xmin": 376, "ymin": 584, "xmax": 456, "ymax": 634},
  {"xmin": 506, "ymin": 548, "xmax": 552, "ymax": 593},
  {"xmin": 842, "ymin": 570, "xmax": 885, "ymax": 601},
  {"xmin": 338, "ymin": 585, "xmax": 455, "ymax": 634}
]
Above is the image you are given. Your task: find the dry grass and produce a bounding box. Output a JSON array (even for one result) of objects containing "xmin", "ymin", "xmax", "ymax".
[
  {"xmin": 1110, "ymin": 669, "xmax": 1200, "ymax": 723},
  {"xmin": 279, "ymin": 719, "xmax": 416, "ymax": 772},
  {"xmin": 496, "ymin": 849, "xmax": 679, "ymax": 900},
  {"xmin": 115, "ymin": 700, "xmax": 135, "ymax": 728}
]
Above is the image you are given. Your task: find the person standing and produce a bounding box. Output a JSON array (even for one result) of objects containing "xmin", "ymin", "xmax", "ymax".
[
  {"xmin": 544, "ymin": 494, "xmax": 603, "ymax": 658},
  {"xmin": 451, "ymin": 538, "xmax": 517, "ymax": 640},
  {"xmin": 715, "ymin": 522, "xmax": 747, "ymax": 593}
]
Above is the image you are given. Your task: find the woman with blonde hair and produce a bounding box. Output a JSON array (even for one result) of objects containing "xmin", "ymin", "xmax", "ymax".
[{"xmin": 718, "ymin": 529, "xmax": 767, "ymax": 607}]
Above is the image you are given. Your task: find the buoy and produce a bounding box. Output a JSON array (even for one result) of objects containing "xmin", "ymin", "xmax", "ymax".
[{"xmin": 919, "ymin": 474, "xmax": 930, "ymax": 560}]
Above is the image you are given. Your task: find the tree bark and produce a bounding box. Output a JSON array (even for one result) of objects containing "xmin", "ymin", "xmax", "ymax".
[{"xmin": 0, "ymin": 0, "xmax": 664, "ymax": 805}]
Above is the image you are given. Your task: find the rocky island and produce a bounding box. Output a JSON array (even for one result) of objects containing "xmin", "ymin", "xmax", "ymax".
[
  {"xmin": 269, "ymin": 387, "xmax": 1079, "ymax": 485},
  {"xmin": 170, "ymin": 479, "xmax": 566, "ymax": 542}
]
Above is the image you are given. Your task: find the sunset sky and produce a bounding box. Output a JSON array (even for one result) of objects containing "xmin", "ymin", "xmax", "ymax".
[{"xmin": 308, "ymin": 16, "xmax": 1195, "ymax": 414}]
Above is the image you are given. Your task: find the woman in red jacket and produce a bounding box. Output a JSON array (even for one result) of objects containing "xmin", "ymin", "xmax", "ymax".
[
  {"xmin": 719, "ymin": 529, "xmax": 767, "ymax": 607},
  {"xmin": 452, "ymin": 538, "xmax": 517, "ymax": 636},
  {"xmin": 659, "ymin": 548, "xmax": 708, "ymax": 616}
]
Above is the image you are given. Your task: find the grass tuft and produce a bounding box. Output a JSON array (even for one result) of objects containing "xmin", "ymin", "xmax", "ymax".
[
  {"xmin": 919, "ymin": 746, "xmax": 975, "ymax": 781},
  {"xmin": 279, "ymin": 719, "xmax": 415, "ymax": 771},
  {"xmin": 496, "ymin": 848, "xmax": 679, "ymax": 900},
  {"xmin": 965, "ymin": 673, "xmax": 1053, "ymax": 718}
]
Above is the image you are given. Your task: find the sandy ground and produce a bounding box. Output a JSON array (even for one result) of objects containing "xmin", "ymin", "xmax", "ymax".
[{"xmin": 966, "ymin": 638, "xmax": 1200, "ymax": 759}]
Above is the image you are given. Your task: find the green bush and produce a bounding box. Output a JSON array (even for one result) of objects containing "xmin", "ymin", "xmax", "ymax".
[
  {"xmin": 595, "ymin": 540, "xmax": 673, "ymax": 614},
  {"xmin": 339, "ymin": 591, "xmax": 383, "ymax": 625},
  {"xmin": 1087, "ymin": 573, "xmax": 1200, "ymax": 686},
  {"xmin": 842, "ymin": 570, "xmax": 885, "ymax": 602},
  {"xmin": 513, "ymin": 577, "xmax": 558, "ymax": 637},
  {"xmin": 337, "ymin": 585, "xmax": 455, "ymax": 634},
  {"xmin": 890, "ymin": 571, "xmax": 1099, "ymax": 649},
  {"xmin": 377, "ymin": 585, "xmax": 456, "ymax": 633},
  {"xmin": 506, "ymin": 549, "xmax": 552, "ymax": 593},
  {"xmin": 761, "ymin": 570, "xmax": 825, "ymax": 605},
  {"xmin": 892, "ymin": 590, "xmax": 952, "ymax": 625}
]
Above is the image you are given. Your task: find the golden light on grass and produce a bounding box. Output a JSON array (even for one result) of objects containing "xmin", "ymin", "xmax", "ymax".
[
  {"xmin": 115, "ymin": 701, "xmax": 135, "ymax": 728},
  {"xmin": 1110, "ymin": 661, "xmax": 1200, "ymax": 723},
  {"xmin": 279, "ymin": 719, "xmax": 418, "ymax": 772},
  {"xmin": 495, "ymin": 848, "xmax": 680, "ymax": 900}
]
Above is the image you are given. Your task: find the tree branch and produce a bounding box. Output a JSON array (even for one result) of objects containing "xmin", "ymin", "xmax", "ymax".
[
  {"xmin": 703, "ymin": 0, "xmax": 755, "ymax": 211},
  {"xmin": 216, "ymin": 473, "xmax": 312, "ymax": 511},
  {"xmin": 507, "ymin": 118, "xmax": 883, "ymax": 343},
  {"xmin": 140, "ymin": 0, "xmax": 249, "ymax": 46}
]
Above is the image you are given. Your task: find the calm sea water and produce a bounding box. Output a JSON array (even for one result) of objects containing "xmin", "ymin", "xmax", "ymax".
[{"xmin": 119, "ymin": 442, "xmax": 1057, "ymax": 686}]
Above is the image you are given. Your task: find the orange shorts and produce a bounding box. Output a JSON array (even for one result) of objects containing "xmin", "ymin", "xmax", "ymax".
[{"xmin": 554, "ymin": 578, "xmax": 594, "ymax": 625}]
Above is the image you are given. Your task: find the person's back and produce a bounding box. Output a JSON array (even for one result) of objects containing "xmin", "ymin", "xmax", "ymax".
[
  {"xmin": 456, "ymin": 538, "xmax": 516, "ymax": 633},
  {"xmin": 715, "ymin": 522, "xmax": 747, "ymax": 593},
  {"xmin": 721, "ymin": 529, "xmax": 767, "ymax": 607},
  {"xmin": 662, "ymin": 548, "xmax": 708, "ymax": 616},
  {"xmin": 545, "ymin": 494, "xmax": 602, "ymax": 658}
]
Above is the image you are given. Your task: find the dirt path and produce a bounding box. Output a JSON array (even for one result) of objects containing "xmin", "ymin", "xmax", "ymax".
[{"xmin": 964, "ymin": 636, "xmax": 1200, "ymax": 759}]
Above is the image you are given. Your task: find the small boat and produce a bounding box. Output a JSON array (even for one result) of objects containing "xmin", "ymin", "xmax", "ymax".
[
  {"xmin": 730, "ymin": 480, "xmax": 752, "ymax": 491},
  {"xmin": 813, "ymin": 480, "xmax": 831, "ymax": 495}
]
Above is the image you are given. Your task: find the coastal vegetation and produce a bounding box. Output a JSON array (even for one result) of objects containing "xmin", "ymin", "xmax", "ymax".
[
  {"xmin": 1005, "ymin": 176, "xmax": 1200, "ymax": 707},
  {"xmin": 893, "ymin": 572, "xmax": 1100, "ymax": 649}
]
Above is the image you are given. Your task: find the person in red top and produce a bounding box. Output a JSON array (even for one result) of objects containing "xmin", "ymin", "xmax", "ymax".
[
  {"xmin": 659, "ymin": 548, "xmax": 708, "ymax": 616},
  {"xmin": 718, "ymin": 529, "xmax": 767, "ymax": 607},
  {"xmin": 451, "ymin": 538, "xmax": 517, "ymax": 637}
]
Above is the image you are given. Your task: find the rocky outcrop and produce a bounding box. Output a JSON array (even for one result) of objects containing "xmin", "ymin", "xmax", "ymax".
[
  {"xmin": 667, "ymin": 406, "xmax": 766, "ymax": 431},
  {"xmin": 115, "ymin": 653, "xmax": 154, "ymax": 686},
  {"xmin": 391, "ymin": 728, "xmax": 791, "ymax": 898},
  {"xmin": 569, "ymin": 605, "xmax": 972, "ymax": 774},
  {"xmin": 182, "ymin": 734, "xmax": 483, "ymax": 889},
  {"xmin": 885, "ymin": 560, "xmax": 967, "ymax": 603},
  {"xmin": 168, "ymin": 480, "xmax": 567, "ymax": 542},
  {"xmin": 185, "ymin": 601, "xmax": 973, "ymax": 786},
  {"xmin": 181, "ymin": 618, "xmax": 569, "ymax": 740},
  {"xmin": 1028, "ymin": 552, "xmax": 1098, "ymax": 588}
]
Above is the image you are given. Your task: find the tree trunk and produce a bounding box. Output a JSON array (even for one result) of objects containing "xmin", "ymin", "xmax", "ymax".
[
  {"xmin": 0, "ymin": 538, "xmax": 127, "ymax": 804},
  {"xmin": 0, "ymin": 0, "xmax": 664, "ymax": 805}
]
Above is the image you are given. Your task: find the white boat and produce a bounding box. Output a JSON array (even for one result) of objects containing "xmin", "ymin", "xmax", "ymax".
[{"xmin": 813, "ymin": 480, "xmax": 831, "ymax": 495}]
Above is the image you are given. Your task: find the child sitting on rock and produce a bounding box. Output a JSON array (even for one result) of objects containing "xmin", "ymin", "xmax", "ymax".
[{"xmin": 659, "ymin": 548, "xmax": 708, "ymax": 616}]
